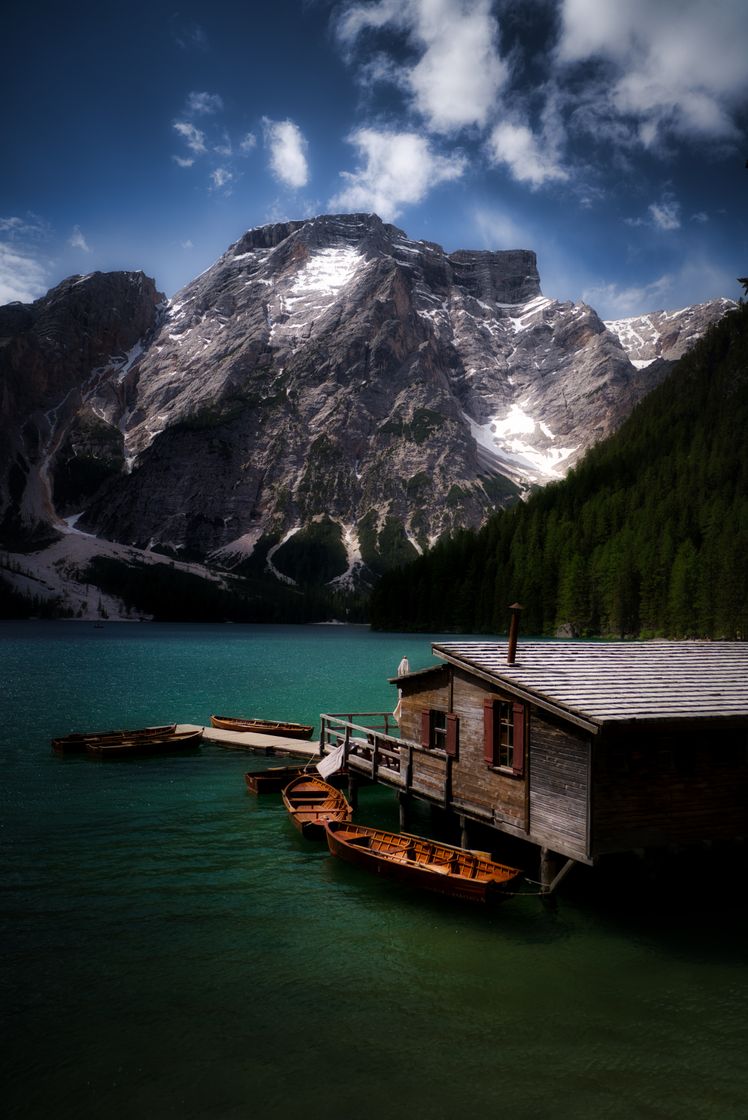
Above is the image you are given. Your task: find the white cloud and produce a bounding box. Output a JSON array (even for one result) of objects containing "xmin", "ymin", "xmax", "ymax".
[
  {"xmin": 186, "ymin": 91, "xmax": 223, "ymax": 116},
  {"xmin": 691, "ymin": 211, "xmax": 709, "ymax": 223},
  {"xmin": 487, "ymin": 120, "xmax": 569, "ymax": 187},
  {"xmin": 181, "ymin": 240, "xmax": 194, "ymax": 250},
  {"xmin": 240, "ymin": 132, "xmax": 257, "ymax": 153},
  {"xmin": 68, "ymin": 225, "xmax": 91, "ymax": 252},
  {"xmin": 210, "ymin": 167, "xmax": 233, "ymax": 191},
  {"xmin": 172, "ymin": 155, "xmax": 195, "ymax": 168},
  {"xmin": 173, "ymin": 120, "xmax": 207, "ymax": 154},
  {"xmin": 262, "ymin": 118, "xmax": 309, "ymax": 189},
  {"xmin": 584, "ymin": 256, "xmax": 737, "ymax": 318},
  {"xmin": 648, "ymin": 198, "xmax": 680, "ymax": 231},
  {"xmin": 214, "ymin": 133, "xmax": 233, "ymax": 157},
  {"xmin": 337, "ymin": 0, "xmax": 508, "ymax": 133},
  {"xmin": 557, "ymin": 0, "xmax": 748, "ymax": 148},
  {"xmin": 0, "ymin": 242, "xmax": 49, "ymax": 304},
  {"xmin": 625, "ymin": 193, "xmax": 682, "ymax": 231},
  {"xmin": 329, "ymin": 128, "xmax": 466, "ymax": 220}
]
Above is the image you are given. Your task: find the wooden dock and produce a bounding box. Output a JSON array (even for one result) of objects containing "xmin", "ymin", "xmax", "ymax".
[{"xmin": 176, "ymin": 724, "xmax": 321, "ymax": 760}]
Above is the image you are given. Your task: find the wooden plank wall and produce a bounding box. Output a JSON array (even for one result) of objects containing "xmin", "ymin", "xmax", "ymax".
[
  {"xmin": 592, "ymin": 728, "xmax": 748, "ymax": 854},
  {"xmin": 450, "ymin": 669, "xmax": 527, "ymax": 831},
  {"xmin": 398, "ymin": 671, "xmax": 448, "ymax": 746},
  {"xmin": 529, "ymin": 719, "xmax": 590, "ymax": 858}
]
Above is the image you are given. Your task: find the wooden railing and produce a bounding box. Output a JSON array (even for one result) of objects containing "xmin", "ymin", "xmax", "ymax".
[{"xmin": 319, "ymin": 712, "xmax": 451, "ymax": 802}]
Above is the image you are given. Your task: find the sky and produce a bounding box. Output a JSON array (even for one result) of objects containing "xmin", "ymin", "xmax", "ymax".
[{"xmin": 2, "ymin": 0, "xmax": 747, "ymax": 318}]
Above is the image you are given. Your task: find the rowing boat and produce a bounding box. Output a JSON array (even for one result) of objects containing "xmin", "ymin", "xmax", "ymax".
[
  {"xmin": 281, "ymin": 775, "xmax": 352, "ymax": 839},
  {"xmin": 324, "ymin": 822, "xmax": 522, "ymax": 903},
  {"xmin": 210, "ymin": 715, "xmax": 314, "ymax": 739},
  {"xmin": 85, "ymin": 728, "xmax": 203, "ymax": 758},
  {"xmin": 51, "ymin": 723, "xmax": 178, "ymax": 754},
  {"xmin": 244, "ymin": 764, "xmax": 308, "ymax": 793},
  {"xmin": 244, "ymin": 765, "xmax": 347, "ymax": 794}
]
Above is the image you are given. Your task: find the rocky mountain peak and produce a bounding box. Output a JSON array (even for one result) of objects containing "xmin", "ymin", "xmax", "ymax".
[{"xmin": 0, "ymin": 215, "xmax": 736, "ymax": 591}]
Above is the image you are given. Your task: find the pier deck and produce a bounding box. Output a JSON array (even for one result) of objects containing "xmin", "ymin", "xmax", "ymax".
[{"xmin": 177, "ymin": 724, "xmax": 320, "ymax": 759}]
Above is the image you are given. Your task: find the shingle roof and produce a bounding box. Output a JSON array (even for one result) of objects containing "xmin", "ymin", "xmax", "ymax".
[{"xmin": 433, "ymin": 640, "xmax": 748, "ymax": 730}]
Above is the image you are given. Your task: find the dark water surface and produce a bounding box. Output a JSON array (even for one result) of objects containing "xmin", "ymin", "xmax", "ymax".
[{"xmin": 2, "ymin": 623, "xmax": 746, "ymax": 1119}]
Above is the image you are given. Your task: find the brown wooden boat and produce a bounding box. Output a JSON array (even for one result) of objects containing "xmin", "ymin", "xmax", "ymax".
[
  {"xmin": 244, "ymin": 764, "xmax": 308, "ymax": 793},
  {"xmin": 52, "ymin": 723, "xmax": 178, "ymax": 754},
  {"xmin": 281, "ymin": 775, "xmax": 352, "ymax": 839},
  {"xmin": 85, "ymin": 728, "xmax": 203, "ymax": 758},
  {"xmin": 244, "ymin": 765, "xmax": 348, "ymax": 794},
  {"xmin": 211, "ymin": 715, "xmax": 314, "ymax": 740},
  {"xmin": 324, "ymin": 822, "xmax": 522, "ymax": 903}
]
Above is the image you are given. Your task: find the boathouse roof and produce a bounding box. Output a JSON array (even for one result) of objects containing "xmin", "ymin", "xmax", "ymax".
[{"xmin": 428, "ymin": 640, "xmax": 748, "ymax": 732}]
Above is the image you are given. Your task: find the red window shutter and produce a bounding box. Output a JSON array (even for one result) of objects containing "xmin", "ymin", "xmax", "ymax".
[
  {"xmin": 483, "ymin": 698, "xmax": 496, "ymax": 764},
  {"xmin": 445, "ymin": 714, "xmax": 459, "ymax": 757},
  {"xmin": 421, "ymin": 710, "xmax": 431, "ymax": 749},
  {"xmin": 512, "ymin": 702, "xmax": 525, "ymax": 775}
]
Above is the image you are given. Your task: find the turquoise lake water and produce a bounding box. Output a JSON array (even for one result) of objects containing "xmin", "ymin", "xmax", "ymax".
[{"xmin": 2, "ymin": 622, "xmax": 747, "ymax": 1119}]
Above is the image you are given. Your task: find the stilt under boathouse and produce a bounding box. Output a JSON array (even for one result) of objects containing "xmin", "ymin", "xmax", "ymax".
[{"xmin": 319, "ymin": 637, "xmax": 748, "ymax": 893}]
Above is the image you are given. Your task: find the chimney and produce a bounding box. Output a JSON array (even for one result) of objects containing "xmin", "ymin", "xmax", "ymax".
[{"xmin": 507, "ymin": 603, "xmax": 523, "ymax": 665}]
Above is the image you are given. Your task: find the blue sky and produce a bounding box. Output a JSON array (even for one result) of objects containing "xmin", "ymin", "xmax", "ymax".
[{"xmin": 2, "ymin": 0, "xmax": 747, "ymax": 318}]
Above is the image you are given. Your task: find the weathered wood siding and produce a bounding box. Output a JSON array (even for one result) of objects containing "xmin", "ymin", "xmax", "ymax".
[
  {"xmin": 592, "ymin": 728, "xmax": 748, "ymax": 855},
  {"xmin": 529, "ymin": 718, "xmax": 590, "ymax": 859},
  {"xmin": 398, "ymin": 670, "xmax": 449, "ymax": 746},
  {"xmin": 450, "ymin": 669, "xmax": 526, "ymax": 831}
]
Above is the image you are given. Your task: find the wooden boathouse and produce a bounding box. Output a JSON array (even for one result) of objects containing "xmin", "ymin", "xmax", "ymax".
[{"xmin": 319, "ymin": 638, "xmax": 748, "ymax": 890}]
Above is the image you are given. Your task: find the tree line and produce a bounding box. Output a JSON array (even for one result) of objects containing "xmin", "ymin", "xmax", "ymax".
[{"xmin": 370, "ymin": 299, "xmax": 748, "ymax": 638}]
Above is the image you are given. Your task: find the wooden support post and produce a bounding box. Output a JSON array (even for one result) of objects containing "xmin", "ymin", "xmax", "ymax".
[
  {"xmin": 347, "ymin": 773, "xmax": 359, "ymax": 811},
  {"xmin": 540, "ymin": 848, "xmax": 577, "ymax": 896},
  {"xmin": 399, "ymin": 791, "xmax": 410, "ymax": 831},
  {"xmin": 459, "ymin": 815, "xmax": 470, "ymax": 850},
  {"xmin": 540, "ymin": 847, "xmax": 556, "ymax": 892}
]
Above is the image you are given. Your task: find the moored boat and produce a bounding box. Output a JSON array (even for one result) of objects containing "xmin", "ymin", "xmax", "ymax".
[
  {"xmin": 52, "ymin": 723, "xmax": 178, "ymax": 754},
  {"xmin": 244, "ymin": 764, "xmax": 348, "ymax": 794},
  {"xmin": 281, "ymin": 775, "xmax": 352, "ymax": 838},
  {"xmin": 244, "ymin": 764, "xmax": 308, "ymax": 793},
  {"xmin": 211, "ymin": 715, "xmax": 314, "ymax": 740},
  {"xmin": 85, "ymin": 728, "xmax": 203, "ymax": 758},
  {"xmin": 324, "ymin": 822, "xmax": 522, "ymax": 903}
]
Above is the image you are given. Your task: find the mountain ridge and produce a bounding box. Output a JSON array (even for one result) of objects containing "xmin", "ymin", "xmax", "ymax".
[{"xmin": 0, "ymin": 213, "xmax": 735, "ymax": 613}]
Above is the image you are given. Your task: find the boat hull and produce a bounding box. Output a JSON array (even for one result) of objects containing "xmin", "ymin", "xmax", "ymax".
[
  {"xmin": 51, "ymin": 724, "xmax": 178, "ymax": 754},
  {"xmin": 85, "ymin": 729, "xmax": 203, "ymax": 758},
  {"xmin": 325, "ymin": 823, "xmax": 522, "ymax": 903},
  {"xmin": 245, "ymin": 766, "xmax": 346, "ymax": 794},
  {"xmin": 282, "ymin": 776, "xmax": 352, "ymax": 838},
  {"xmin": 211, "ymin": 715, "xmax": 314, "ymax": 739}
]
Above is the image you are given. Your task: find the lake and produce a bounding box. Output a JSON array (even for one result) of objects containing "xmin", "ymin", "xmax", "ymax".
[{"xmin": 2, "ymin": 622, "xmax": 746, "ymax": 1119}]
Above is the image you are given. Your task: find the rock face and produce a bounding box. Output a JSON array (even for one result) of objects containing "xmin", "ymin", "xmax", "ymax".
[
  {"xmin": 0, "ymin": 271, "xmax": 163, "ymax": 545},
  {"xmin": 0, "ymin": 214, "xmax": 735, "ymax": 584}
]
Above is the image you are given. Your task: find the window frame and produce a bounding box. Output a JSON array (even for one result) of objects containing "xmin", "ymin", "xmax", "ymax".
[{"xmin": 484, "ymin": 696, "xmax": 526, "ymax": 776}]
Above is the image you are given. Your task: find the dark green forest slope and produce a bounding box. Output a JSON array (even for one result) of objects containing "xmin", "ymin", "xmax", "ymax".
[{"xmin": 371, "ymin": 300, "xmax": 748, "ymax": 638}]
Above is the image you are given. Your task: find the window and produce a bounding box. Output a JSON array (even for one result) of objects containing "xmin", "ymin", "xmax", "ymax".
[
  {"xmin": 484, "ymin": 697, "xmax": 525, "ymax": 775},
  {"xmin": 421, "ymin": 710, "xmax": 459, "ymax": 756}
]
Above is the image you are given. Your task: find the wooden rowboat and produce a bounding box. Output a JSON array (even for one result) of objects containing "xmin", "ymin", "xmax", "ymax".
[
  {"xmin": 281, "ymin": 775, "xmax": 352, "ymax": 839},
  {"xmin": 211, "ymin": 715, "xmax": 314, "ymax": 740},
  {"xmin": 324, "ymin": 822, "xmax": 522, "ymax": 903},
  {"xmin": 245, "ymin": 764, "xmax": 308, "ymax": 793},
  {"xmin": 52, "ymin": 723, "xmax": 178, "ymax": 754},
  {"xmin": 244, "ymin": 765, "xmax": 348, "ymax": 794},
  {"xmin": 85, "ymin": 728, "xmax": 203, "ymax": 758}
]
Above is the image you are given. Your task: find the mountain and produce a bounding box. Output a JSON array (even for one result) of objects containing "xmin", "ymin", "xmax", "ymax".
[
  {"xmin": 0, "ymin": 213, "xmax": 735, "ymax": 603},
  {"xmin": 370, "ymin": 300, "xmax": 748, "ymax": 639}
]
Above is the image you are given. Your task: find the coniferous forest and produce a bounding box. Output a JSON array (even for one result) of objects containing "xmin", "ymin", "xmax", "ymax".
[{"xmin": 370, "ymin": 300, "xmax": 748, "ymax": 638}]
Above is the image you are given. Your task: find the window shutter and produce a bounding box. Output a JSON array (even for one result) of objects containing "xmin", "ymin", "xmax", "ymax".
[
  {"xmin": 483, "ymin": 698, "xmax": 496, "ymax": 764},
  {"xmin": 512, "ymin": 702, "xmax": 525, "ymax": 775},
  {"xmin": 446, "ymin": 714, "xmax": 459, "ymax": 757},
  {"xmin": 421, "ymin": 710, "xmax": 431, "ymax": 749}
]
